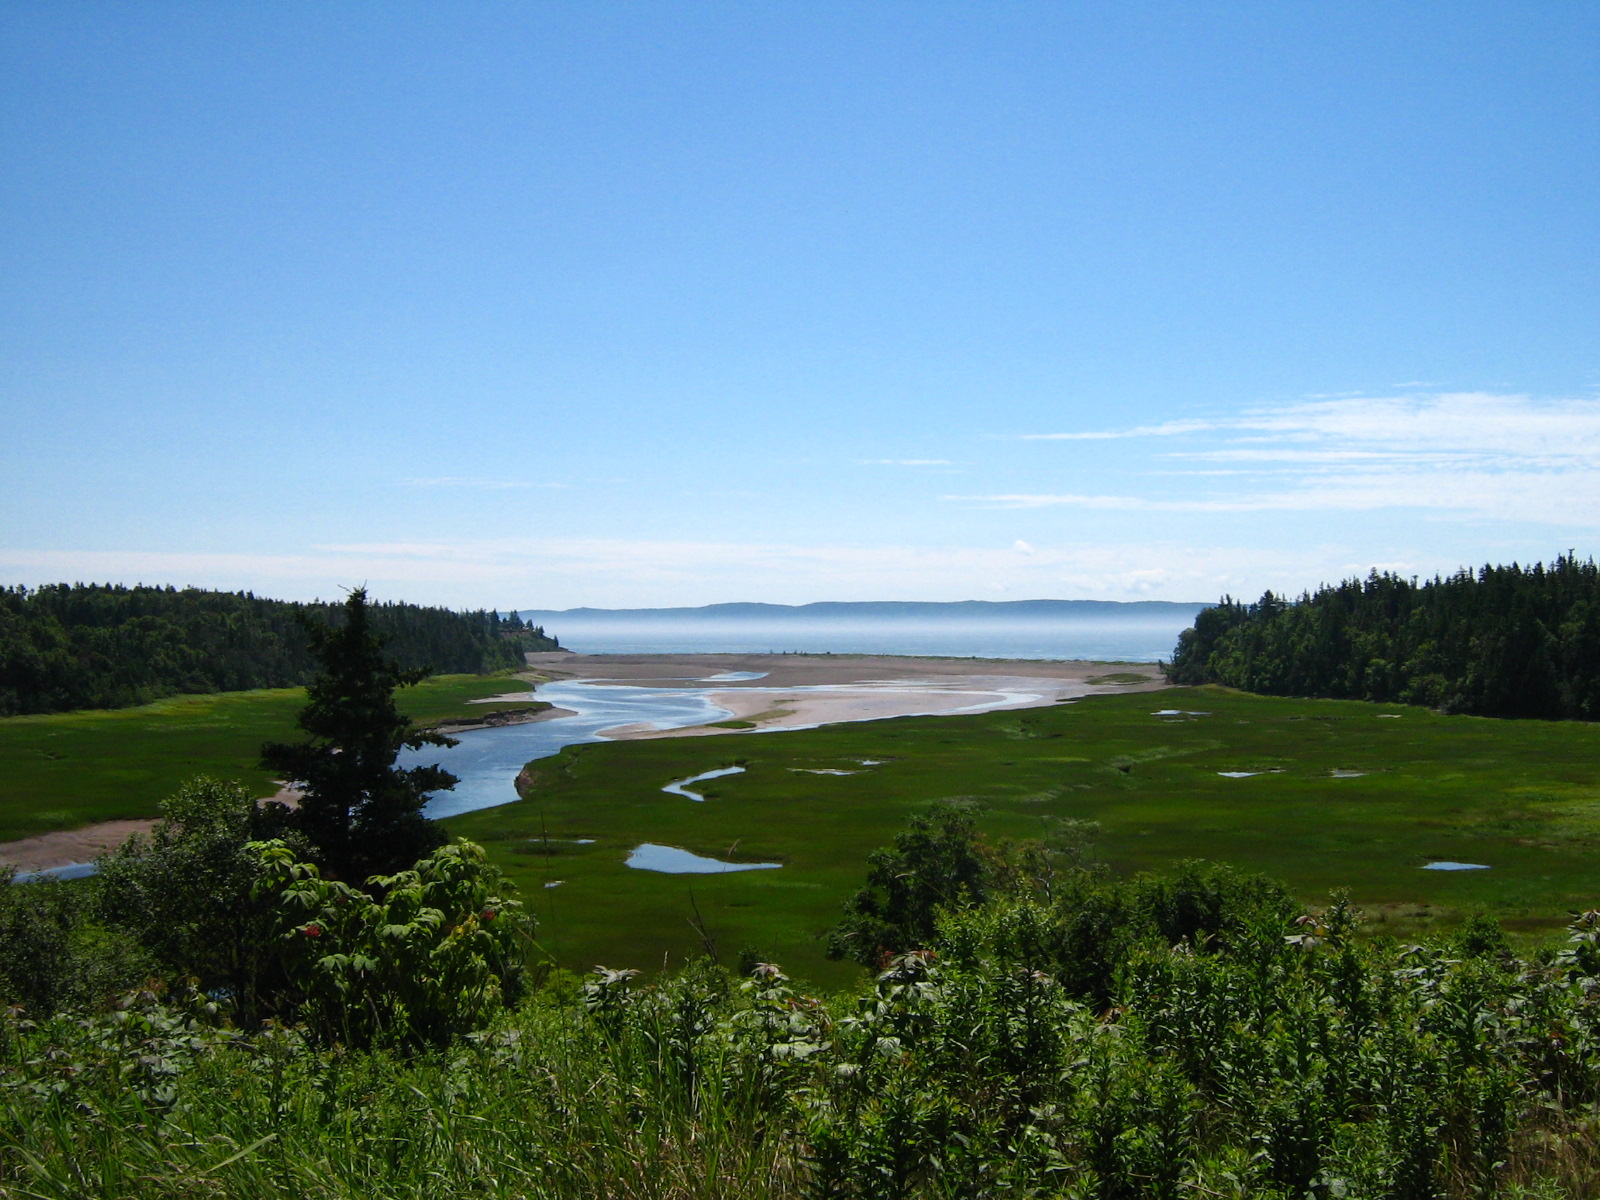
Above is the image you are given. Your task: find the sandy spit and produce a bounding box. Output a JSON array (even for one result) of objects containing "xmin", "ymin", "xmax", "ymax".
[
  {"xmin": 427, "ymin": 705, "xmax": 576, "ymax": 736},
  {"xmin": 0, "ymin": 821, "xmax": 157, "ymax": 873},
  {"xmin": 525, "ymin": 651, "xmax": 1168, "ymax": 740}
]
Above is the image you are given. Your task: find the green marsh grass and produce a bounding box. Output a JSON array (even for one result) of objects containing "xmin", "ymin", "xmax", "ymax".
[
  {"xmin": 451, "ymin": 686, "xmax": 1600, "ymax": 986},
  {"xmin": 0, "ymin": 674, "xmax": 540, "ymax": 841}
]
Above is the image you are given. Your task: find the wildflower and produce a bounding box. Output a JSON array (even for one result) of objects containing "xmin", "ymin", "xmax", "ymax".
[{"xmin": 303, "ymin": 923, "xmax": 323, "ymax": 938}]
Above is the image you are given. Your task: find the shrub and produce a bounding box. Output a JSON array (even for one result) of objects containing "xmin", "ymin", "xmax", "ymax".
[
  {"xmin": 95, "ymin": 776, "xmax": 291, "ymax": 1022},
  {"xmin": 252, "ymin": 838, "xmax": 531, "ymax": 1046}
]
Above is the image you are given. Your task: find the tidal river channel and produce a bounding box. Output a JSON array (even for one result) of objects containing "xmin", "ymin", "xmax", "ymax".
[
  {"xmin": 12, "ymin": 677, "xmax": 750, "ymax": 883},
  {"xmin": 403, "ymin": 676, "xmax": 746, "ymax": 820}
]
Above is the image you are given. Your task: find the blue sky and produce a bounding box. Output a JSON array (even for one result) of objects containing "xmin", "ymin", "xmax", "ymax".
[{"xmin": 2, "ymin": 2, "xmax": 1596, "ymax": 608}]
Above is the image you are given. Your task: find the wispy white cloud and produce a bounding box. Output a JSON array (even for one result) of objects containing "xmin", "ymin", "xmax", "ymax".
[
  {"xmin": 988, "ymin": 393, "xmax": 1600, "ymax": 527},
  {"xmin": 1229, "ymin": 394, "xmax": 1600, "ymax": 462},
  {"xmin": 950, "ymin": 493, "xmax": 1174, "ymax": 511},
  {"xmin": 402, "ymin": 477, "xmax": 571, "ymax": 489},
  {"xmin": 0, "ymin": 537, "xmax": 1358, "ymax": 607},
  {"xmin": 1011, "ymin": 420, "xmax": 1212, "ymax": 441}
]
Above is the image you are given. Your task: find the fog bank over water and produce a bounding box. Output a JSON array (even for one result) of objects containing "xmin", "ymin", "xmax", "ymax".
[{"xmin": 516, "ymin": 600, "xmax": 1206, "ymax": 663}]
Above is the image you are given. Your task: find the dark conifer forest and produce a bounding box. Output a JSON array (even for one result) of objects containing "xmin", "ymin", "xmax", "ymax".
[
  {"xmin": 1166, "ymin": 555, "xmax": 1600, "ymax": 719},
  {"xmin": 0, "ymin": 583, "xmax": 558, "ymax": 716}
]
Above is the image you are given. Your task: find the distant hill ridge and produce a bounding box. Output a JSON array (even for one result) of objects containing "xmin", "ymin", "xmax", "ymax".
[{"xmin": 517, "ymin": 599, "xmax": 1208, "ymax": 621}]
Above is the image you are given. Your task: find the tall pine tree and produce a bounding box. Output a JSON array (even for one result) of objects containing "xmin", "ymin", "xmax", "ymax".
[{"xmin": 261, "ymin": 589, "xmax": 453, "ymax": 879}]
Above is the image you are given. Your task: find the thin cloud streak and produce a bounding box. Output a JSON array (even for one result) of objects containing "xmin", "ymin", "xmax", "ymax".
[
  {"xmin": 402, "ymin": 477, "xmax": 571, "ymax": 489},
  {"xmin": 0, "ymin": 538, "xmax": 1357, "ymax": 608},
  {"xmin": 1018, "ymin": 394, "xmax": 1600, "ymax": 459},
  {"xmin": 992, "ymin": 393, "xmax": 1600, "ymax": 527},
  {"xmin": 1011, "ymin": 420, "xmax": 1213, "ymax": 441},
  {"xmin": 953, "ymin": 470, "xmax": 1600, "ymax": 524}
]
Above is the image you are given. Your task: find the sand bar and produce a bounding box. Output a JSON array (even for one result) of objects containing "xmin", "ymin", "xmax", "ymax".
[
  {"xmin": 0, "ymin": 820, "xmax": 156, "ymax": 874},
  {"xmin": 524, "ymin": 651, "xmax": 1167, "ymax": 739},
  {"xmin": 1, "ymin": 785, "xmax": 304, "ymax": 874}
]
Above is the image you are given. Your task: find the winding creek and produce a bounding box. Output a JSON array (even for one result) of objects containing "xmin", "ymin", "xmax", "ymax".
[
  {"xmin": 17, "ymin": 672, "xmax": 1047, "ymax": 880},
  {"xmin": 406, "ymin": 677, "xmax": 741, "ymax": 820}
]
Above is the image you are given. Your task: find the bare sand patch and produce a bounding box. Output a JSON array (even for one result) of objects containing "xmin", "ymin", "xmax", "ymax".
[
  {"xmin": 525, "ymin": 650, "xmax": 1166, "ymax": 691},
  {"xmin": 0, "ymin": 820, "xmax": 156, "ymax": 873},
  {"xmin": 526, "ymin": 652, "xmax": 1169, "ymax": 740},
  {"xmin": 2, "ymin": 785, "xmax": 304, "ymax": 874}
]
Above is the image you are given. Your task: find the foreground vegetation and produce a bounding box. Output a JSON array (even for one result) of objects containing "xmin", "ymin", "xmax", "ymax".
[
  {"xmin": 0, "ymin": 582, "xmax": 557, "ymax": 716},
  {"xmin": 451, "ymin": 685, "xmax": 1600, "ymax": 985},
  {"xmin": 0, "ymin": 672, "xmax": 543, "ymax": 841},
  {"xmin": 6, "ymin": 831, "xmax": 1600, "ymax": 1197},
  {"xmin": 1168, "ymin": 555, "xmax": 1600, "ymax": 720}
]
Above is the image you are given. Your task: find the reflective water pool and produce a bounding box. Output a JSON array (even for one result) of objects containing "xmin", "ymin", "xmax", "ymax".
[
  {"xmin": 662, "ymin": 765, "xmax": 746, "ymax": 802},
  {"xmin": 625, "ymin": 843, "xmax": 782, "ymax": 874}
]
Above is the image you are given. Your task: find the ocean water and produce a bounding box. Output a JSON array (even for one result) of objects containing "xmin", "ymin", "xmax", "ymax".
[{"xmin": 527, "ymin": 615, "xmax": 1198, "ymax": 662}]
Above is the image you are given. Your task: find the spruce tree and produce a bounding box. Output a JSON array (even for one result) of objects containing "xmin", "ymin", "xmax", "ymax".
[{"xmin": 261, "ymin": 588, "xmax": 454, "ymax": 879}]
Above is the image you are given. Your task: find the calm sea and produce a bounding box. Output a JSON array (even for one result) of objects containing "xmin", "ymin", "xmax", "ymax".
[{"xmin": 525, "ymin": 613, "xmax": 1201, "ymax": 663}]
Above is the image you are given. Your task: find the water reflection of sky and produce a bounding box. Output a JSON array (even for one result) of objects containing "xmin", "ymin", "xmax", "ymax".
[
  {"xmin": 404, "ymin": 679, "xmax": 735, "ymax": 819},
  {"xmin": 523, "ymin": 617, "xmax": 1195, "ymax": 662},
  {"xmin": 626, "ymin": 843, "xmax": 781, "ymax": 873}
]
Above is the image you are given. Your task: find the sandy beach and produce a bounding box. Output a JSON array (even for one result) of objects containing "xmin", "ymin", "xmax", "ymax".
[
  {"xmin": 523, "ymin": 651, "xmax": 1167, "ymax": 739},
  {"xmin": 0, "ymin": 785, "xmax": 305, "ymax": 874}
]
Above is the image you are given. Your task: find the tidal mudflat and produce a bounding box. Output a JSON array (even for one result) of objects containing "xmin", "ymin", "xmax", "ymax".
[
  {"xmin": 399, "ymin": 653, "xmax": 1167, "ymax": 821},
  {"xmin": 0, "ymin": 654, "xmax": 1163, "ymax": 873}
]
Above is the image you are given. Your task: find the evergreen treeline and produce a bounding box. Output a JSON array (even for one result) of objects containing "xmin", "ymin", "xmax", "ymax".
[
  {"xmin": 1166, "ymin": 554, "xmax": 1600, "ymax": 719},
  {"xmin": 0, "ymin": 583, "xmax": 559, "ymax": 716}
]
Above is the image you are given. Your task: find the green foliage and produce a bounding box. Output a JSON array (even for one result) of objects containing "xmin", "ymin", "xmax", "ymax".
[
  {"xmin": 261, "ymin": 588, "xmax": 453, "ymax": 879},
  {"xmin": 825, "ymin": 805, "xmax": 990, "ymax": 968},
  {"xmin": 94, "ymin": 776, "xmax": 293, "ymax": 1022},
  {"xmin": 0, "ymin": 672, "xmax": 547, "ymax": 843},
  {"xmin": 0, "ymin": 582, "xmax": 557, "ymax": 717},
  {"xmin": 6, "ymin": 864, "xmax": 1600, "ymax": 1196},
  {"xmin": 252, "ymin": 839, "xmax": 531, "ymax": 1047},
  {"xmin": 831, "ymin": 809, "xmax": 1296, "ymax": 1003},
  {"xmin": 1167, "ymin": 554, "xmax": 1600, "ymax": 720},
  {"xmin": 0, "ymin": 871, "xmax": 151, "ymax": 1015}
]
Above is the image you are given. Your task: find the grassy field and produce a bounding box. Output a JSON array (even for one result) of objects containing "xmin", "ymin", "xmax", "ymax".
[
  {"xmin": 0, "ymin": 674, "xmax": 540, "ymax": 841},
  {"xmin": 11, "ymin": 676, "xmax": 1600, "ymax": 991},
  {"xmin": 447, "ymin": 685, "xmax": 1600, "ymax": 989}
]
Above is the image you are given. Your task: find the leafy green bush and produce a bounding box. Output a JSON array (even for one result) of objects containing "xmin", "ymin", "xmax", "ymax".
[
  {"xmin": 825, "ymin": 804, "xmax": 990, "ymax": 968},
  {"xmin": 0, "ymin": 870, "xmax": 150, "ymax": 1015},
  {"xmin": 95, "ymin": 776, "xmax": 292, "ymax": 1021},
  {"xmin": 253, "ymin": 839, "xmax": 531, "ymax": 1047},
  {"xmin": 5, "ymin": 883, "xmax": 1600, "ymax": 1196}
]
